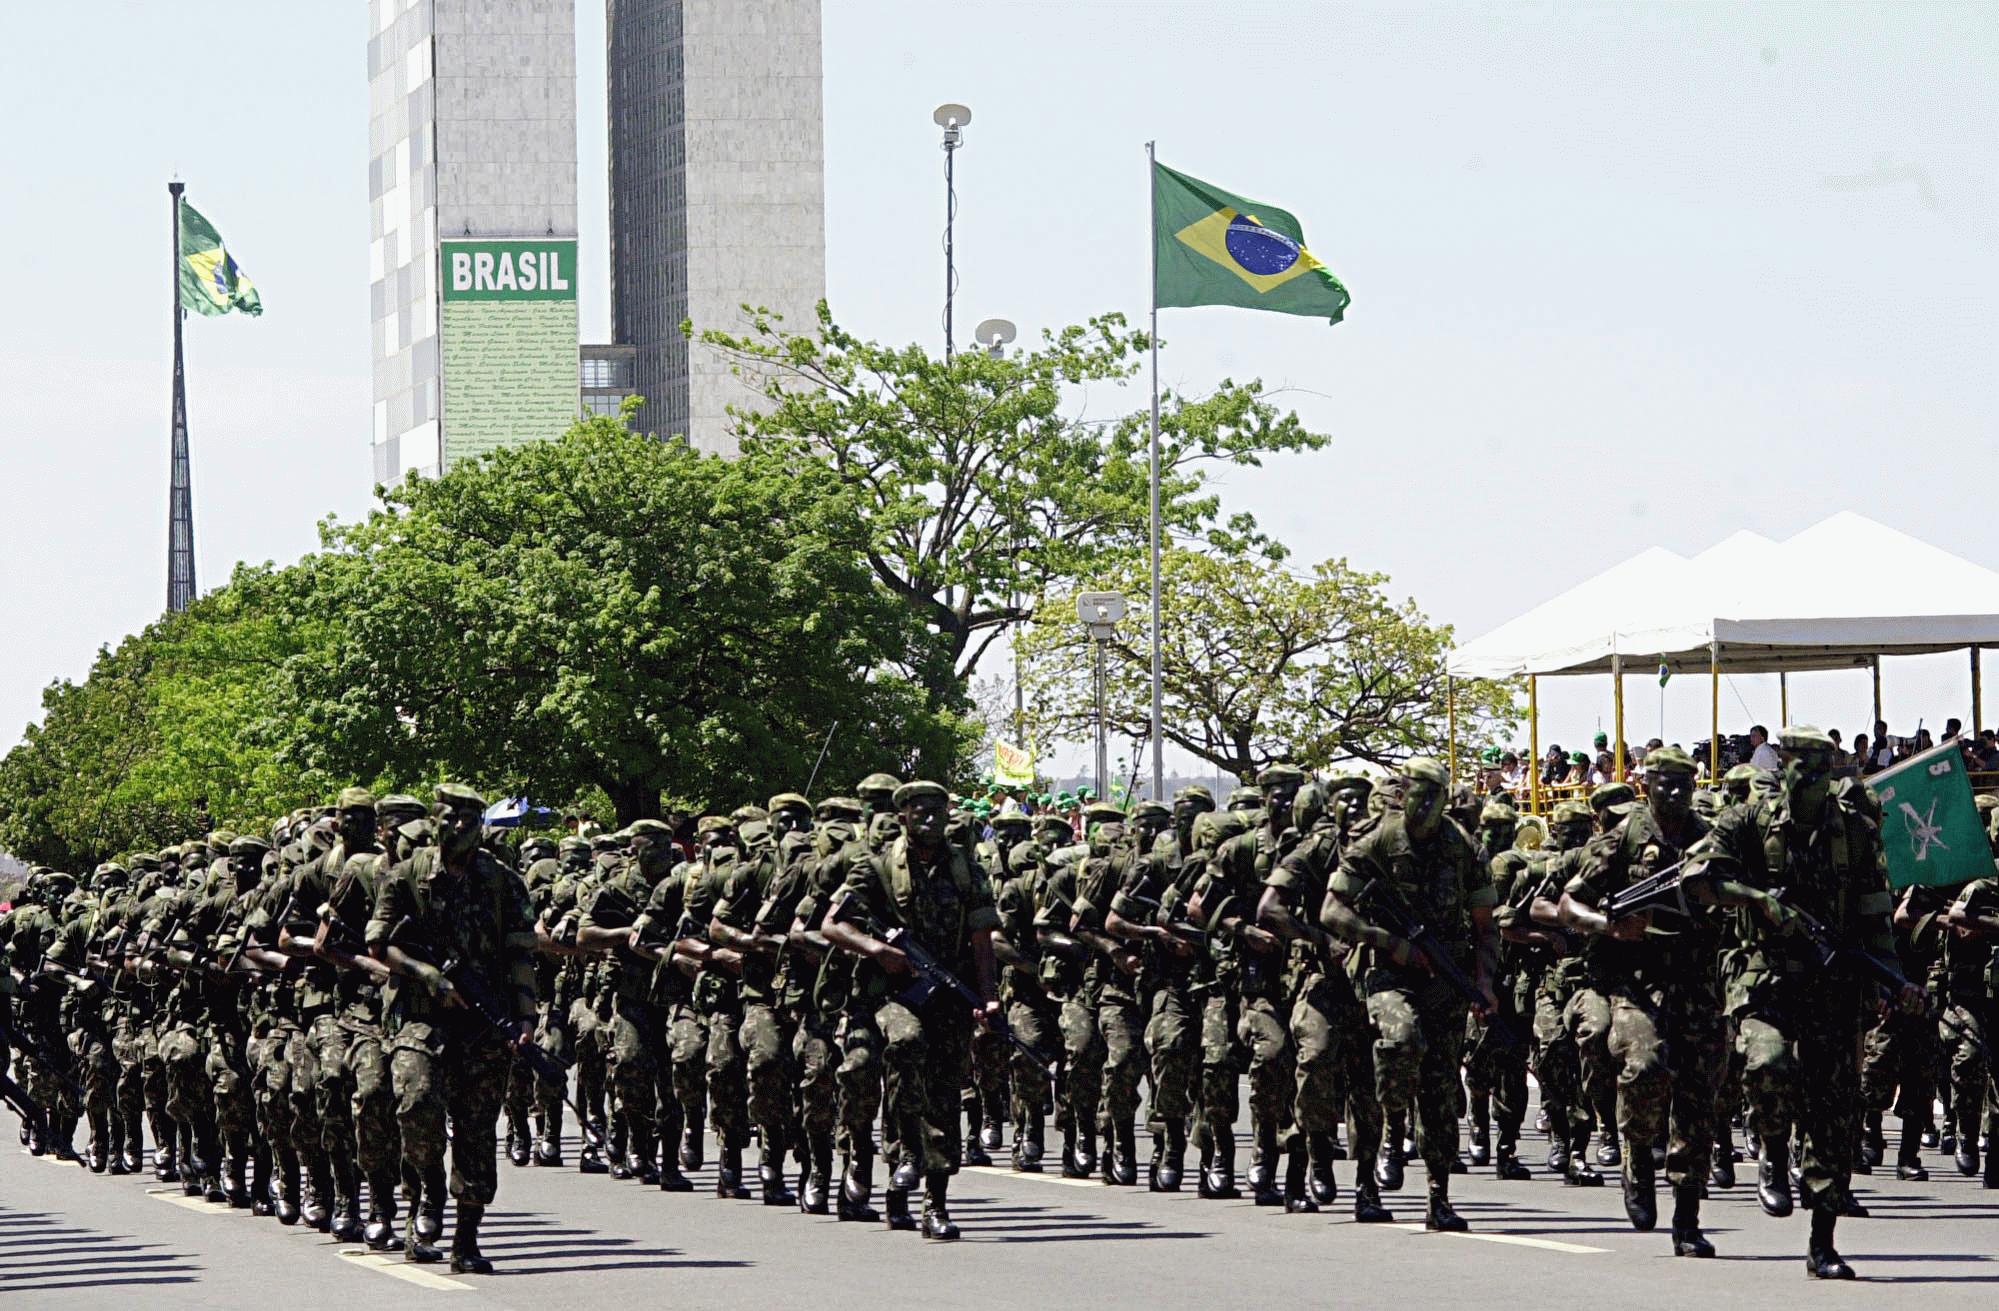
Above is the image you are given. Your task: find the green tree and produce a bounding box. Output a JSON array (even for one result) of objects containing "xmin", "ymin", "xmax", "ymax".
[
  {"xmin": 700, "ymin": 305, "xmax": 1330, "ymax": 700},
  {"xmin": 1015, "ymin": 547, "xmax": 1517, "ymax": 781},
  {"xmin": 284, "ymin": 416, "xmax": 965, "ymax": 825}
]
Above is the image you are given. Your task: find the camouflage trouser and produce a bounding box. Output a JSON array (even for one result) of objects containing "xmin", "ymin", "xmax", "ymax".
[
  {"xmin": 112, "ymin": 1016, "xmax": 147, "ymax": 1146},
  {"xmin": 667, "ymin": 1002, "xmax": 707, "ymax": 1143},
  {"xmin": 250, "ymin": 1027, "xmax": 295, "ymax": 1159},
  {"xmin": 1292, "ymin": 971, "xmax": 1379, "ymax": 1167},
  {"xmin": 834, "ymin": 1005, "xmax": 883, "ymax": 1155},
  {"xmin": 1742, "ymin": 979, "xmax": 1866, "ymax": 1210},
  {"xmin": 969, "ymin": 1025, "xmax": 1010, "ymax": 1132},
  {"xmin": 610, "ymin": 997, "xmax": 673, "ymax": 1163},
  {"xmin": 1532, "ymin": 989, "xmax": 1586, "ymax": 1147},
  {"xmin": 740, "ymin": 1001, "xmax": 795, "ymax": 1147},
  {"xmin": 159, "ymin": 1022, "xmax": 211, "ymax": 1140},
  {"xmin": 388, "ymin": 1020, "xmax": 511, "ymax": 1206},
  {"xmin": 1563, "ymin": 986, "xmax": 1617, "ymax": 1129},
  {"xmin": 875, "ymin": 995, "xmax": 972, "ymax": 1176},
  {"xmin": 306, "ymin": 1014, "xmax": 361, "ymax": 1162},
  {"xmin": 1056, "ymin": 995, "xmax": 1104, "ymax": 1137},
  {"xmin": 1943, "ymin": 1001, "xmax": 1996, "ymax": 1143},
  {"xmin": 793, "ymin": 1010, "xmax": 841, "ymax": 1139},
  {"xmin": 143, "ymin": 1024, "xmax": 173, "ymax": 1147},
  {"xmin": 1191, "ymin": 990, "xmax": 1240, "ymax": 1153},
  {"xmin": 1239, "ymin": 994, "xmax": 1293, "ymax": 1143},
  {"xmin": 348, "ymin": 1024, "xmax": 400, "ymax": 1192},
  {"xmin": 1008, "ymin": 993, "xmax": 1058, "ymax": 1132},
  {"xmin": 205, "ymin": 1027, "xmax": 256, "ymax": 1159},
  {"xmin": 1862, "ymin": 1006, "xmax": 1936, "ymax": 1126},
  {"xmin": 565, "ymin": 996, "xmax": 608, "ymax": 1126},
  {"xmin": 66, "ymin": 1021, "xmax": 117, "ymax": 1119},
  {"xmin": 1366, "ymin": 977, "xmax": 1466, "ymax": 1183},
  {"xmin": 704, "ymin": 1006, "xmax": 749, "ymax": 1148},
  {"xmin": 1608, "ymin": 985, "xmax": 1721, "ymax": 1188},
  {"xmin": 535, "ymin": 999, "xmax": 578, "ymax": 1138},
  {"xmin": 504, "ymin": 1046, "xmax": 535, "ymax": 1130},
  {"xmin": 1144, "ymin": 984, "xmax": 1196, "ymax": 1129},
  {"xmin": 1463, "ymin": 983, "xmax": 1530, "ymax": 1143},
  {"xmin": 1097, "ymin": 991, "xmax": 1147, "ymax": 1133}
]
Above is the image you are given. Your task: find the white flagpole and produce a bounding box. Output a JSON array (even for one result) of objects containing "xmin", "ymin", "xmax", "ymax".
[{"xmin": 1147, "ymin": 141, "xmax": 1164, "ymax": 803}]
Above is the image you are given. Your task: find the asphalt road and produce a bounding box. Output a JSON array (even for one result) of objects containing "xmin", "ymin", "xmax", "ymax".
[{"xmin": 5, "ymin": 1107, "xmax": 1997, "ymax": 1309}]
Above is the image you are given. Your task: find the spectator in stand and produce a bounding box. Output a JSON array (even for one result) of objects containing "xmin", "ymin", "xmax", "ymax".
[
  {"xmin": 1942, "ymin": 718, "xmax": 1963, "ymax": 745},
  {"xmin": 1498, "ymin": 751, "xmax": 1523, "ymax": 793},
  {"xmin": 1748, "ymin": 725, "xmax": 1781, "ymax": 771},
  {"xmin": 1913, "ymin": 727, "xmax": 1934, "ymax": 755},
  {"xmin": 1590, "ymin": 750, "xmax": 1617, "ymax": 786},
  {"xmin": 1541, "ymin": 745, "xmax": 1567, "ymax": 787},
  {"xmin": 1563, "ymin": 751, "xmax": 1591, "ymax": 787},
  {"xmin": 1972, "ymin": 730, "xmax": 1999, "ymax": 772},
  {"xmin": 1871, "ymin": 721, "xmax": 1895, "ymax": 771}
]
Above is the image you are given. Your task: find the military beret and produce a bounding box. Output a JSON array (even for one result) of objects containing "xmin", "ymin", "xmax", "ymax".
[
  {"xmin": 558, "ymin": 836, "xmax": 591, "ymax": 854},
  {"xmin": 129, "ymin": 853, "xmax": 161, "ymax": 873},
  {"xmin": 696, "ymin": 815, "xmax": 737, "ymax": 836},
  {"xmin": 815, "ymin": 796, "xmax": 866, "ymax": 821},
  {"xmin": 1328, "ymin": 773, "xmax": 1374, "ymax": 796},
  {"xmin": 336, "ymin": 786, "xmax": 378, "ymax": 810},
  {"xmin": 739, "ymin": 820, "xmax": 771, "ymax": 846},
  {"xmin": 520, "ymin": 835, "xmax": 556, "ymax": 856},
  {"xmin": 1723, "ymin": 764, "xmax": 1759, "ymax": 783},
  {"xmin": 1131, "ymin": 800, "xmax": 1171, "ymax": 822},
  {"xmin": 1034, "ymin": 817, "xmax": 1074, "ymax": 843},
  {"xmin": 1224, "ymin": 786, "xmax": 1263, "ymax": 809},
  {"xmin": 767, "ymin": 792, "xmax": 812, "ymax": 816},
  {"xmin": 155, "ymin": 847, "xmax": 181, "ymax": 865},
  {"xmin": 1589, "ymin": 781, "xmax": 1637, "ymax": 811},
  {"xmin": 1402, "ymin": 757, "xmax": 1450, "ymax": 788},
  {"xmin": 731, "ymin": 804, "xmax": 769, "ymax": 825},
  {"xmin": 1778, "ymin": 725, "xmax": 1836, "ymax": 753},
  {"xmin": 1479, "ymin": 803, "xmax": 1516, "ymax": 825},
  {"xmin": 1173, "ymin": 784, "xmax": 1216, "ymax": 809},
  {"xmin": 434, "ymin": 783, "xmax": 487, "ymax": 811},
  {"xmin": 377, "ymin": 794, "xmax": 428, "ymax": 820},
  {"xmin": 892, "ymin": 780, "xmax": 950, "ymax": 808},
  {"xmin": 229, "ymin": 835, "xmax": 273, "ymax": 858},
  {"xmin": 207, "ymin": 830, "xmax": 236, "ymax": 855},
  {"xmin": 628, "ymin": 818, "xmax": 672, "ymax": 839},
  {"xmin": 1081, "ymin": 800, "xmax": 1127, "ymax": 824},
  {"xmin": 857, "ymin": 773, "xmax": 903, "ymax": 798},
  {"xmin": 1551, "ymin": 800, "xmax": 1593, "ymax": 825},
  {"xmin": 1257, "ymin": 762, "xmax": 1306, "ymax": 788},
  {"xmin": 992, "ymin": 811, "xmax": 1032, "ymax": 830},
  {"xmin": 1643, "ymin": 746, "xmax": 1697, "ymax": 775},
  {"xmin": 397, "ymin": 817, "xmax": 434, "ymax": 844},
  {"xmin": 589, "ymin": 833, "xmax": 622, "ymax": 852}
]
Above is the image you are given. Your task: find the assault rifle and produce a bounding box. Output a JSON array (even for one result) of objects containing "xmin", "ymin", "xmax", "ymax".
[
  {"xmin": 880, "ymin": 926, "xmax": 1056, "ymax": 1081},
  {"xmin": 1597, "ymin": 856, "xmax": 1715, "ymax": 923},
  {"xmin": 0, "ymin": 1065, "xmax": 49, "ymax": 1144},
  {"xmin": 1119, "ymin": 892, "xmax": 1211, "ymax": 949},
  {"xmin": 1774, "ymin": 890, "xmax": 1991, "ymax": 1067},
  {"xmin": 0, "ymin": 1003, "xmax": 88, "ymax": 1143},
  {"xmin": 383, "ymin": 918, "xmax": 606, "ymax": 1152},
  {"xmin": 1351, "ymin": 878, "xmax": 1522, "ymax": 1049}
]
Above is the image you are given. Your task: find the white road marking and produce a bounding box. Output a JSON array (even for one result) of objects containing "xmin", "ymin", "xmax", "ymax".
[
  {"xmin": 962, "ymin": 1163, "xmax": 1122, "ymax": 1190},
  {"xmin": 146, "ymin": 1186, "xmax": 248, "ymax": 1217},
  {"xmin": 1395, "ymin": 1222, "xmax": 1606, "ymax": 1253},
  {"xmin": 336, "ymin": 1247, "xmax": 473, "ymax": 1291}
]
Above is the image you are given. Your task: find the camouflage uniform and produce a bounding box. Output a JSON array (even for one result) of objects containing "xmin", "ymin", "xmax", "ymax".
[{"xmin": 1074, "ymin": 802, "xmax": 1147, "ymax": 1185}]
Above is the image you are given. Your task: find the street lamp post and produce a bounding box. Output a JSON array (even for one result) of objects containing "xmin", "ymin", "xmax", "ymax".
[{"xmin": 1077, "ymin": 592, "xmax": 1126, "ymax": 797}]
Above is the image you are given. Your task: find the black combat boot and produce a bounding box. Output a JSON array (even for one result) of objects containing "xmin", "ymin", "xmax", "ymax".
[
  {"xmin": 449, "ymin": 1201, "xmax": 493, "ymax": 1275},
  {"xmin": 506, "ymin": 1112, "xmax": 531, "ymax": 1168},
  {"xmin": 837, "ymin": 1146, "xmax": 879, "ymax": 1223},
  {"xmin": 1111, "ymin": 1118, "xmax": 1138, "ymax": 1186},
  {"xmin": 578, "ymin": 1115, "xmax": 608, "ymax": 1174},
  {"xmin": 717, "ymin": 1138, "xmax": 752, "ymax": 1199},
  {"xmin": 416, "ymin": 1163, "xmax": 447, "ymax": 1244},
  {"xmin": 1251, "ymin": 1124, "xmax": 1283, "ymax": 1206},
  {"xmin": 250, "ymin": 1148, "xmax": 274, "ymax": 1217},
  {"xmin": 1072, "ymin": 1121, "xmax": 1098, "ymax": 1178},
  {"xmin": 1623, "ymin": 1142, "xmax": 1657, "ymax": 1231},
  {"xmin": 1985, "ymin": 1143, "xmax": 1999, "ymax": 1191},
  {"xmin": 679, "ymin": 1121, "xmax": 704, "ymax": 1172},
  {"xmin": 534, "ymin": 1102, "xmax": 564, "ymax": 1166},
  {"xmin": 1495, "ymin": 1142, "xmax": 1532, "ymax": 1181},
  {"xmin": 1157, "ymin": 1118, "xmax": 1186, "ymax": 1193},
  {"xmin": 329, "ymin": 1157, "xmax": 363, "ymax": 1239},
  {"xmin": 1896, "ymin": 1122, "xmax": 1929, "ymax": 1181},
  {"xmin": 963, "ymin": 1093, "xmax": 992, "ymax": 1167},
  {"xmin": 154, "ymin": 1123, "xmax": 179, "ymax": 1182},
  {"xmin": 363, "ymin": 1173, "xmax": 400, "ymax": 1251},
  {"xmin": 303, "ymin": 1156, "xmax": 333, "ymax": 1228},
  {"xmin": 1307, "ymin": 1131, "xmax": 1337, "ymax": 1205},
  {"xmin": 1758, "ymin": 1139, "xmax": 1795, "ymax": 1217},
  {"xmin": 608, "ymin": 1113, "xmax": 634, "ymax": 1180},
  {"xmin": 1202, "ymin": 1126, "xmax": 1240, "ymax": 1199},
  {"xmin": 920, "ymin": 1171, "xmax": 960, "ymax": 1241},
  {"xmin": 1711, "ymin": 1122, "xmax": 1737, "ymax": 1189},
  {"xmin": 882, "ymin": 1186, "xmax": 918, "ymax": 1232},
  {"xmin": 1353, "ymin": 1178, "xmax": 1392, "ymax": 1224},
  {"xmin": 1015, "ymin": 1107, "xmax": 1045, "ymax": 1174},
  {"xmin": 402, "ymin": 1177, "xmax": 441, "ymax": 1264},
  {"xmin": 759, "ymin": 1135, "xmax": 796, "ymax": 1207},
  {"xmin": 1861, "ymin": 1110, "xmax": 1885, "ymax": 1169},
  {"xmin": 1375, "ymin": 1139, "xmax": 1406, "ymax": 1193},
  {"xmin": 1670, "ymin": 1183, "xmax": 1714, "ymax": 1257},
  {"xmin": 107, "ymin": 1111, "xmax": 132, "ymax": 1176},
  {"xmin": 1544, "ymin": 1107, "xmax": 1571, "ymax": 1173},
  {"xmin": 654, "ymin": 1120, "xmax": 691, "ymax": 1191},
  {"xmin": 1805, "ymin": 1205, "xmax": 1854, "ymax": 1280},
  {"xmin": 275, "ymin": 1148, "xmax": 302, "ymax": 1226},
  {"xmin": 801, "ymin": 1131, "xmax": 833, "ymax": 1214},
  {"xmin": 633, "ymin": 1141, "xmax": 662, "ymax": 1188},
  {"xmin": 1283, "ymin": 1146, "xmax": 1318, "ymax": 1214},
  {"xmin": 1424, "ymin": 1177, "xmax": 1468, "ymax": 1232},
  {"xmin": 1955, "ymin": 1115, "xmax": 1979, "ymax": 1175},
  {"xmin": 1469, "ymin": 1092, "xmax": 1491, "ymax": 1167}
]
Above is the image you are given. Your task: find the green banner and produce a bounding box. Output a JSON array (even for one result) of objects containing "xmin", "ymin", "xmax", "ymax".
[
  {"xmin": 1866, "ymin": 744, "xmax": 1992, "ymax": 890},
  {"xmin": 1152, "ymin": 161, "xmax": 1348, "ymax": 323},
  {"xmin": 441, "ymin": 239, "xmax": 577, "ymax": 302}
]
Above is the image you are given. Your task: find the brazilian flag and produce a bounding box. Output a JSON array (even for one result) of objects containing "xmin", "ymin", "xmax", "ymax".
[
  {"xmin": 1152, "ymin": 161, "xmax": 1348, "ymax": 323},
  {"xmin": 179, "ymin": 199, "xmax": 262, "ymax": 317}
]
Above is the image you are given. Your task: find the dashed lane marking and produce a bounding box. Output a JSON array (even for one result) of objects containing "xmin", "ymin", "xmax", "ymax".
[
  {"xmin": 1394, "ymin": 1222, "xmax": 1607, "ymax": 1253},
  {"xmin": 146, "ymin": 1186, "xmax": 248, "ymax": 1217},
  {"xmin": 336, "ymin": 1247, "xmax": 474, "ymax": 1291},
  {"xmin": 962, "ymin": 1163, "xmax": 1121, "ymax": 1189}
]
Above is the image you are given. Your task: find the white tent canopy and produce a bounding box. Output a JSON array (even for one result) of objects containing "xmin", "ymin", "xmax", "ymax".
[{"xmin": 1449, "ymin": 512, "xmax": 1999, "ymax": 679}]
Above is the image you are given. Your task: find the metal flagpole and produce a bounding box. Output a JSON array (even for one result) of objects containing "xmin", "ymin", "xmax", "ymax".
[
  {"xmin": 1147, "ymin": 141, "xmax": 1164, "ymax": 803},
  {"xmin": 166, "ymin": 180, "xmax": 196, "ymax": 613}
]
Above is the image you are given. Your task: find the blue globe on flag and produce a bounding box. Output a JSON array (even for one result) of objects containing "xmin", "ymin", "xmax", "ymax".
[{"xmin": 1223, "ymin": 214, "xmax": 1302, "ymax": 277}]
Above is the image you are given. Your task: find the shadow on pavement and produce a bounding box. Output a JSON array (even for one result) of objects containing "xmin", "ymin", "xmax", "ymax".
[
  {"xmin": 0, "ymin": 1204, "xmax": 203, "ymax": 1295},
  {"xmin": 464, "ymin": 1208, "xmax": 751, "ymax": 1277}
]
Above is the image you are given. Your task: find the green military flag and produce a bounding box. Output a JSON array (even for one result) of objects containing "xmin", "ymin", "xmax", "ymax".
[
  {"xmin": 1866, "ymin": 743, "xmax": 1991, "ymax": 890},
  {"xmin": 178, "ymin": 199, "xmax": 262, "ymax": 317},
  {"xmin": 1152, "ymin": 161, "xmax": 1349, "ymax": 323}
]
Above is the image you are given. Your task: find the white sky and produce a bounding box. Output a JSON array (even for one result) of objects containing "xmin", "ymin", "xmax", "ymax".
[{"xmin": 1, "ymin": 2, "xmax": 1994, "ymax": 771}]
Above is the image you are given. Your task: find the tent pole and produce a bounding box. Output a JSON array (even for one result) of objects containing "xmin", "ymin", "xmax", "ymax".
[
  {"xmin": 1529, "ymin": 675, "xmax": 1541, "ymax": 815},
  {"xmin": 1973, "ymin": 647, "xmax": 1982, "ymax": 736},
  {"xmin": 1779, "ymin": 671, "xmax": 1788, "ymax": 726},
  {"xmin": 1709, "ymin": 641, "xmax": 1720, "ymax": 779},
  {"xmin": 1612, "ymin": 654, "xmax": 1625, "ymax": 781},
  {"xmin": 1446, "ymin": 676, "xmax": 1457, "ymax": 785},
  {"xmin": 1871, "ymin": 655, "xmax": 1882, "ymax": 731}
]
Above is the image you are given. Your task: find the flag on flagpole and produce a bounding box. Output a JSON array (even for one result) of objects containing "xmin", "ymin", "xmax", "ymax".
[
  {"xmin": 179, "ymin": 200, "xmax": 262, "ymax": 317},
  {"xmin": 1867, "ymin": 743, "xmax": 1990, "ymax": 889},
  {"xmin": 1152, "ymin": 160, "xmax": 1349, "ymax": 323},
  {"xmin": 1658, "ymin": 662, "xmax": 1671, "ymax": 687},
  {"xmin": 994, "ymin": 742, "xmax": 1036, "ymax": 788}
]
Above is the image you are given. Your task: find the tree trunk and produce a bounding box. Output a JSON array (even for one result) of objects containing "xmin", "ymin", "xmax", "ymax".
[{"xmin": 605, "ymin": 778, "xmax": 662, "ymax": 827}]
